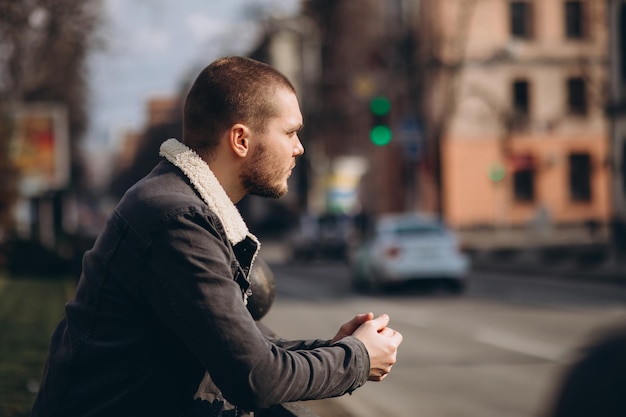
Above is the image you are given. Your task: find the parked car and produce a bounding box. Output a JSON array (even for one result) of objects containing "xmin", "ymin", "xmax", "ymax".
[
  {"xmin": 349, "ymin": 213, "xmax": 470, "ymax": 293},
  {"xmin": 290, "ymin": 213, "xmax": 355, "ymax": 262}
]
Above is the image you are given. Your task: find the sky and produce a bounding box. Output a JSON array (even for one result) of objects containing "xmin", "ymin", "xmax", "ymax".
[{"xmin": 86, "ymin": 0, "xmax": 302, "ymax": 150}]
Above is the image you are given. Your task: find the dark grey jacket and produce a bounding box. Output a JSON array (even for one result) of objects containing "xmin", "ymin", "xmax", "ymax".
[{"xmin": 31, "ymin": 139, "xmax": 369, "ymax": 417}]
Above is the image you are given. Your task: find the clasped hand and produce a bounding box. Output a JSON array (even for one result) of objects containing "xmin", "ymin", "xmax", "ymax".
[{"xmin": 332, "ymin": 312, "xmax": 403, "ymax": 381}]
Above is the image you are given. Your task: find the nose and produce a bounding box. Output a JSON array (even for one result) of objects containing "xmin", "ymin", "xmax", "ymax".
[{"xmin": 294, "ymin": 136, "xmax": 304, "ymax": 157}]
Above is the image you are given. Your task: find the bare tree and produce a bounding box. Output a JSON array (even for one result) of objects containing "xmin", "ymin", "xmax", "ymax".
[{"xmin": 0, "ymin": 0, "xmax": 102, "ymax": 237}]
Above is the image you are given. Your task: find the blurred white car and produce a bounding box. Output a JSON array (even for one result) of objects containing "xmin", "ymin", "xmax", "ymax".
[{"xmin": 350, "ymin": 213, "xmax": 470, "ymax": 293}]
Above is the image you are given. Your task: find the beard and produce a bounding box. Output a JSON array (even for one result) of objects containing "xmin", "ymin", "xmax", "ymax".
[{"xmin": 240, "ymin": 142, "xmax": 288, "ymax": 199}]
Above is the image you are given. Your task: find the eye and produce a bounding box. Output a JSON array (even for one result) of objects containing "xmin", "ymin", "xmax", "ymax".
[{"xmin": 287, "ymin": 124, "xmax": 303, "ymax": 138}]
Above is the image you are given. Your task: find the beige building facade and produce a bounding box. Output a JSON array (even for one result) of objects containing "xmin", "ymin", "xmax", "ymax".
[{"xmin": 419, "ymin": 0, "xmax": 610, "ymax": 243}]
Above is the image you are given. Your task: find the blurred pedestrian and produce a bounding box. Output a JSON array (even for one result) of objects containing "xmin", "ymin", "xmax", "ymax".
[
  {"xmin": 30, "ymin": 56, "xmax": 402, "ymax": 417},
  {"xmin": 545, "ymin": 324, "xmax": 626, "ymax": 417}
]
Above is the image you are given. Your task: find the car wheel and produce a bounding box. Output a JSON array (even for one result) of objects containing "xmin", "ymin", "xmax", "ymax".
[
  {"xmin": 351, "ymin": 278, "xmax": 370, "ymax": 293},
  {"xmin": 444, "ymin": 279, "xmax": 465, "ymax": 295},
  {"xmin": 351, "ymin": 270, "xmax": 380, "ymax": 294}
]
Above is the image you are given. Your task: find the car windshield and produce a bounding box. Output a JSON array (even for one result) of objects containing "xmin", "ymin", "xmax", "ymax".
[
  {"xmin": 390, "ymin": 224, "xmax": 444, "ymax": 236},
  {"xmin": 376, "ymin": 217, "xmax": 446, "ymax": 237}
]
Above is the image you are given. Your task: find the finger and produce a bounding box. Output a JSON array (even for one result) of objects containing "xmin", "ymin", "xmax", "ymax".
[
  {"xmin": 369, "ymin": 370, "xmax": 389, "ymax": 382},
  {"xmin": 380, "ymin": 327, "xmax": 402, "ymax": 342},
  {"xmin": 354, "ymin": 312, "xmax": 374, "ymax": 324},
  {"xmin": 379, "ymin": 327, "xmax": 394, "ymax": 336},
  {"xmin": 391, "ymin": 331, "xmax": 403, "ymax": 345},
  {"xmin": 345, "ymin": 313, "xmax": 373, "ymax": 332},
  {"xmin": 370, "ymin": 314, "xmax": 390, "ymax": 331},
  {"xmin": 369, "ymin": 374, "xmax": 384, "ymax": 382}
]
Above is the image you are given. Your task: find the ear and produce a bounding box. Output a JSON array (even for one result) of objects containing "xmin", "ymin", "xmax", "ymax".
[{"xmin": 228, "ymin": 123, "xmax": 250, "ymax": 158}]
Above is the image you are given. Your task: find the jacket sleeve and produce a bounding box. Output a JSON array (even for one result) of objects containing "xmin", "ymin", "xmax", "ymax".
[
  {"xmin": 271, "ymin": 338, "xmax": 332, "ymax": 351},
  {"xmin": 143, "ymin": 209, "xmax": 369, "ymax": 411}
]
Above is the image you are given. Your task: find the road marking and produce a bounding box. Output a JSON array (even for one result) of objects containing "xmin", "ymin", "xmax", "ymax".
[{"xmin": 473, "ymin": 327, "xmax": 567, "ymax": 363}]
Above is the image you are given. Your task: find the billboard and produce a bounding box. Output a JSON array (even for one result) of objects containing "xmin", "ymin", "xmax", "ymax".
[
  {"xmin": 326, "ymin": 156, "xmax": 368, "ymax": 214},
  {"xmin": 9, "ymin": 104, "xmax": 70, "ymax": 196}
]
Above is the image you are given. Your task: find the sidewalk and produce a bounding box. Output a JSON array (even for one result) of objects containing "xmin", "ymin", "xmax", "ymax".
[
  {"xmin": 470, "ymin": 245, "xmax": 626, "ymax": 285},
  {"xmin": 259, "ymin": 238, "xmax": 626, "ymax": 287}
]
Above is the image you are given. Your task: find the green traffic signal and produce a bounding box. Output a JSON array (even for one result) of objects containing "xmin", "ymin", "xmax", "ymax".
[
  {"xmin": 369, "ymin": 95, "xmax": 392, "ymax": 146},
  {"xmin": 370, "ymin": 125, "xmax": 393, "ymax": 146},
  {"xmin": 370, "ymin": 96, "xmax": 391, "ymax": 116}
]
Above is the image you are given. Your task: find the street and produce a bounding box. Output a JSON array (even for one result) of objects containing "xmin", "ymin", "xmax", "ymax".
[{"xmin": 260, "ymin": 259, "xmax": 626, "ymax": 417}]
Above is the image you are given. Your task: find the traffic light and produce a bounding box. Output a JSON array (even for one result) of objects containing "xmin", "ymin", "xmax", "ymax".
[
  {"xmin": 369, "ymin": 96, "xmax": 392, "ymax": 146},
  {"xmin": 488, "ymin": 162, "xmax": 506, "ymax": 182}
]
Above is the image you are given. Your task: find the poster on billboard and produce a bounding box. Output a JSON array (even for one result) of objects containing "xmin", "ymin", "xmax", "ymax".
[
  {"xmin": 326, "ymin": 156, "xmax": 369, "ymax": 214},
  {"xmin": 9, "ymin": 104, "xmax": 70, "ymax": 197}
]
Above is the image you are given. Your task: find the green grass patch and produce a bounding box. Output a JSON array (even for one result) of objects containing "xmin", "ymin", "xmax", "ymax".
[{"xmin": 0, "ymin": 274, "xmax": 75, "ymax": 417}]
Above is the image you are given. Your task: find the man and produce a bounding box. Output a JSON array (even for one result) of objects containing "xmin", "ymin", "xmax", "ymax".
[{"xmin": 31, "ymin": 56, "xmax": 402, "ymax": 417}]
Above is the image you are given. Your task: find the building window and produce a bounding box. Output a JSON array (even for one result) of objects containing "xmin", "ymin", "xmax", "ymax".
[
  {"xmin": 510, "ymin": 1, "xmax": 534, "ymax": 39},
  {"xmin": 569, "ymin": 153, "xmax": 592, "ymax": 202},
  {"xmin": 512, "ymin": 79, "xmax": 530, "ymax": 128},
  {"xmin": 567, "ymin": 77, "xmax": 587, "ymax": 115},
  {"xmin": 565, "ymin": 1, "xmax": 585, "ymax": 39},
  {"xmin": 513, "ymin": 80, "xmax": 530, "ymax": 114},
  {"xmin": 513, "ymin": 169, "xmax": 535, "ymax": 202}
]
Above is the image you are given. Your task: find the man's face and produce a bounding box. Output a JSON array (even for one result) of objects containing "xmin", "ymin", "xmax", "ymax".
[{"xmin": 240, "ymin": 88, "xmax": 304, "ymax": 198}]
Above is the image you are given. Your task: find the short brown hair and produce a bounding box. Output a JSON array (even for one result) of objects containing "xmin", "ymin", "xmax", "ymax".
[{"xmin": 182, "ymin": 56, "xmax": 296, "ymax": 158}]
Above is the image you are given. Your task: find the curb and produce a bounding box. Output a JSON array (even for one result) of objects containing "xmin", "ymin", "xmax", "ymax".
[{"xmin": 470, "ymin": 257, "xmax": 626, "ymax": 287}]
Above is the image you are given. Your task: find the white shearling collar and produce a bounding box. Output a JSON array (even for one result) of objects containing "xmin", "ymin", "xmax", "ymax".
[{"xmin": 159, "ymin": 138, "xmax": 260, "ymax": 249}]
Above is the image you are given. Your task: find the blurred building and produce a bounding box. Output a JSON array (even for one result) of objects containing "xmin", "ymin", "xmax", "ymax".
[
  {"xmin": 147, "ymin": 96, "xmax": 181, "ymax": 126},
  {"xmin": 115, "ymin": 96, "xmax": 180, "ymax": 173},
  {"xmin": 416, "ymin": 0, "xmax": 611, "ymax": 248},
  {"xmin": 108, "ymin": 95, "xmax": 182, "ymax": 201},
  {"xmin": 300, "ymin": 0, "xmax": 422, "ymax": 216}
]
